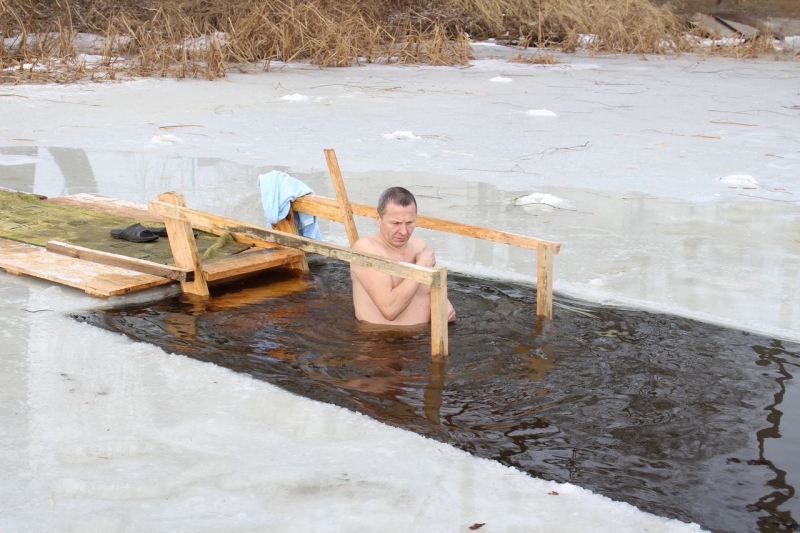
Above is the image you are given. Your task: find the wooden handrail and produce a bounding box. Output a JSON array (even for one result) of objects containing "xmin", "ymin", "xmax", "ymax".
[
  {"xmin": 293, "ymin": 180, "xmax": 561, "ymax": 320},
  {"xmin": 291, "ymin": 194, "xmax": 561, "ymax": 253}
]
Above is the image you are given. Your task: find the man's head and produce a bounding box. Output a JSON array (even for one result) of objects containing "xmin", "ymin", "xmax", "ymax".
[
  {"xmin": 377, "ymin": 187, "xmax": 417, "ymax": 216},
  {"xmin": 376, "ymin": 187, "xmax": 417, "ymax": 249}
]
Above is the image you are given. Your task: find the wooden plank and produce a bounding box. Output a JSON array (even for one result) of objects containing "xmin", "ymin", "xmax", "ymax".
[
  {"xmin": 148, "ymin": 200, "xmax": 438, "ymax": 286},
  {"xmin": 325, "ymin": 148, "xmax": 359, "ymax": 246},
  {"xmin": 430, "ymin": 267, "xmax": 449, "ymax": 357},
  {"xmin": 0, "ymin": 238, "xmax": 171, "ymax": 297},
  {"xmin": 158, "ymin": 192, "xmax": 209, "ymax": 297},
  {"xmin": 272, "ymin": 210, "xmax": 309, "ymax": 272},
  {"xmin": 47, "ymin": 193, "xmax": 164, "ymax": 222},
  {"xmin": 291, "ymin": 195, "xmax": 561, "ymax": 253},
  {"xmin": 291, "ymin": 195, "xmax": 342, "ymax": 220},
  {"xmin": 536, "ymin": 243, "xmax": 555, "ymax": 319},
  {"xmin": 46, "ymin": 241, "xmax": 195, "ymax": 282},
  {"xmin": 202, "ymin": 247, "xmax": 306, "ymax": 282}
]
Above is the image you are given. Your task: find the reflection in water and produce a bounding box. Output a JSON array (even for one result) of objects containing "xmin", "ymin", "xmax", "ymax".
[{"xmin": 77, "ymin": 259, "xmax": 799, "ymax": 533}]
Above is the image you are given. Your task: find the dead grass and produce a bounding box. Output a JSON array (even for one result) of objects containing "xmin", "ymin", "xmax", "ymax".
[
  {"xmin": 0, "ymin": 0, "xmax": 792, "ymax": 84},
  {"xmin": 508, "ymin": 52, "xmax": 557, "ymax": 64}
]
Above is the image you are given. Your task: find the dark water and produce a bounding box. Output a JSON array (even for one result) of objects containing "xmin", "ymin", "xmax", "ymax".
[{"xmin": 76, "ymin": 258, "xmax": 800, "ymax": 533}]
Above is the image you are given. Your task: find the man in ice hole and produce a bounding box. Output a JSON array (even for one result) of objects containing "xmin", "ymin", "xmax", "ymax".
[{"xmin": 351, "ymin": 187, "xmax": 456, "ymax": 325}]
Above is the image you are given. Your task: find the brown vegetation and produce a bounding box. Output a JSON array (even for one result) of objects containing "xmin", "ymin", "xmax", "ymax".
[{"xmin": 0, "ymin": 0, "xmax": 789, "ymax": 84}]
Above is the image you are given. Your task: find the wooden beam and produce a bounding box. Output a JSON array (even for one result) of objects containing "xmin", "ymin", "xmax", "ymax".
[
  {"xmin": 325, "ymin": 148, "xmax": 359, "ymax": 246},
  {"xmin": 430, "ymin": 267, "xmax": 449, "ymax": 357},
  {"xmin": 536, "ymin": 243, "xmax": 555, "ymax": 319},
  {"xmin": 148, "ymin": 200, "xmax": 438, "ymax": 286},
  {"xmin": 202, "ymin": 247, "xmax": 305, "ymax": 282},
  {"xmin": 291, "ymin": 195, "xmax": 561, "ymax": 253},
  {"xmin": 46, "ymin": 241, "xmax": 194, "ymax": 282},
  {"xmin": 273, "ymin": 210, "xmax": 309, "ymax": 272},
  {"xmin": 158, "ymin": 192, "xmax": 209, "ymax": 298}
]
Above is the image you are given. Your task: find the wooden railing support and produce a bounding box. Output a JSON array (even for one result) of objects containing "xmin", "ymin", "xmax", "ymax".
[
  {"xmin": 273, "ymin": 210, "xmax": 309, "ymax": 272},
  {"xmin": 325, "ymin": 148, "xmax": 359, "ymax": 246},
  {"xmin": 536, "ymin": 243, "xmax": 555, "ymax": 320},
  {"xmin": 158, "ymin": 192, "xmax": 209, "ymax": 298},
  {"xmin": 430, "ymin": 266, "xmax": 449, "ymax": 357}
]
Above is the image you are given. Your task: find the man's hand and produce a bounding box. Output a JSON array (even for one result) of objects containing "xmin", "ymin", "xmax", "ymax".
[
  {"xmin": 415, "ymin": 247, "xmax": 436, "ymax": 268},
  {"xmin": 447, "ymin": 300, "xmax": 456, "ymax": 322}
]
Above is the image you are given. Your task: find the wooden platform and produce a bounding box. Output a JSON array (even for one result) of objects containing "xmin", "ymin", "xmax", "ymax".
[
  {"xmin": 0, "ymin": 237, "xmax": 171, "ymax": 297},
  {"xmin": 0, "ymin": 194, "xmax": 306, "ymax": 298}
]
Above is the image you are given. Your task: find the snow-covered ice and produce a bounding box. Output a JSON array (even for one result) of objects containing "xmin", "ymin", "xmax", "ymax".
[
  {"xmin": 514, "ymin": 192, "xmax": 570, "ymax": 211},
  {"xmin": 720, "ymin": 174, "xmax": 759, "ymax": 188},
  {"xmin": 381, "ymin": 130, "xmax": 421, "ymax": 140},
  {"xmin": 526, "ymin": 109, "xmax": 558, "ymax": 117},
  {"xmin": 280, "ymin": 93, "xmax": 310, "ymax": 102},
  {"xmin": 2, "ymin": 45, "xmax": 799, "ymax": 530}
]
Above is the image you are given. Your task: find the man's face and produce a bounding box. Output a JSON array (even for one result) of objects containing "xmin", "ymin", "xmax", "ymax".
[{"xmin": 377, "ymin": 201, "xmax": 417, "ymax": 248}]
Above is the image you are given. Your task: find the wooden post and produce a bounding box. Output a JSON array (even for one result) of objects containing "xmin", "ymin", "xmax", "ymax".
[
  {"xmin": 324, "ymin": 148, "xmax": 359, "ymax": 247},
  {"xmin": 158, "ymin": 192, "xmax": 209, "ymax": 297},
  {"xmin": 430, "ymin": 266, "xmax": 449, "ymax": 357},
  {"xmin": 273, "ymin": 210, "xmax": 309, "ymax": 272},
  {"xmin": 536, "ymin": 243, "xmax": 554, "ymax": 320}
]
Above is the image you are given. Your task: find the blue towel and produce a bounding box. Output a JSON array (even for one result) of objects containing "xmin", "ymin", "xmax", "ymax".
[{"xmin": 257, "ymin": 170, "xmax": 322, "ymax": 240}]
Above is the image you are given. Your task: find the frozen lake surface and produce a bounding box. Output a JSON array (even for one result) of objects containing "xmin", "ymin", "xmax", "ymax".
[{"xmin": 1, "ymin": 48, "xmax": 799, "ymax": 531}]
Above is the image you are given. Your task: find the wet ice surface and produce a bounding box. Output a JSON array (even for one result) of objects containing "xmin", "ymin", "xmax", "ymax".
[
  {"xmin": 81, "ymin": 260, "xmax": 800, "ymax": 533},
  {"xmin": 1, "ymin": 50, "xmax": 799, "ymax": 530}
]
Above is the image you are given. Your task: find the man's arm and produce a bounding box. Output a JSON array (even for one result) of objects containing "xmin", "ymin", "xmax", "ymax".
[{"xmin": 351, "ymin": 239, "xmax": 431, "ymax": 321}]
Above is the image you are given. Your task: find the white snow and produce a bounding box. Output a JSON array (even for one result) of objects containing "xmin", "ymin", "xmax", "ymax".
[
  {"xmin": 381, "ymin": 130, "xmax": 421, "ymax": 140},
  {"xmin": 472, "ymin": 40, "xmax": 501, "ymax": 47},
  {"xmin": 720, "ymin": 174, "xmax": 759, "ymax": 188},
  {"xmin": 489, "ymin": 75, "xmax": 513, "ymax": 83},
  {"xmin": 514, "ymin": 192, "xmax": 570, "ymax": 211},
  {"xmin": 280, "ymin": 93, "xmax": 310, "ymax": 102},
  {"xmin": 147, "ymin": 133, "xmax": 182, "ymax": 147},
  {"xmin": 2, "ymin": 46, "xmax": 800, "ymax": 531},
  {"xmin": 526, "ymin": 109, "xmax": 558, "ymax": 117}
]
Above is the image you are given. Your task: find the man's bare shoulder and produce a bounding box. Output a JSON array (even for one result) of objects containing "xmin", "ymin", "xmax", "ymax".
[
  {"xmin": 408, "ymin": 236, "xmax": 428, "ymax": 253},
  {"xmin": 353, "ymin": 234, "xmax": 382, "ymax": 254}
]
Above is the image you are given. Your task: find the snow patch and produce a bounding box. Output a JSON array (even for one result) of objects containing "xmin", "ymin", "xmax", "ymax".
[
  {"xmin": 514, "ymin": 192, "xmax": 570, "ymax": 211},
  {"xmin": 720, "ymin": 174, "xmax": 759, "ymax": 188},
  {"xmin": 526, "ymin": 109, "xmax": 558, "ymax": 117},
  {"xmin": 381, "ymin": 130, "xmax": 421, "ymax": 141},
  {"xmin": 489, "ymin": 76, "xmax": 513, "ymax": 83},
  {"xmin": 148, "ymin": 134, "xmax": 183, "ymax": 147},
  {"xmin": 280, "ymin": 94, "xmax": 310, "ymax": 102}
]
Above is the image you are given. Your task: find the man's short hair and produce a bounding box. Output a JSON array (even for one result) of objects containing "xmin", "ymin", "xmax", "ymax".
[{"xmin": 377, "ymin": 187, "xmax": 417, "ymax": 216}]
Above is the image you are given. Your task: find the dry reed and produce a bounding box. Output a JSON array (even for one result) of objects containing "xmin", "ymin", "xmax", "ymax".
[
  {"xmin": 0, "ymin": 0, "xmax": 792, "ymax": 84},
  {"xmin": 508, "ymin": 52, "xmax": 557, "ymax": 64}
]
